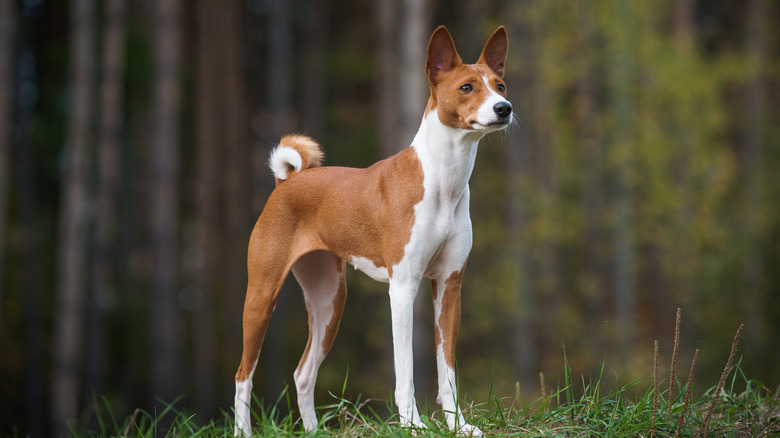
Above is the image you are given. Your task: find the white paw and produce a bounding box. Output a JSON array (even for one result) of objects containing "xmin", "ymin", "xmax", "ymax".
[
  {"xmin": 456, "ymin": 423, "xmax": 483, "ymax": 437},
  {"xmin": 399, "ymin": 414, "xmax": 428, "ymax": 435},
  {"xmin": 233, "ymin": 422, "xmax": 251, "ymax": 437},
  {"xmin": 300, "ymin": 412, "xmax": 318, "ymax": 433},
  {"xmin": 405, "ymin": 421, "xmax": 428, "ymax": 436}
]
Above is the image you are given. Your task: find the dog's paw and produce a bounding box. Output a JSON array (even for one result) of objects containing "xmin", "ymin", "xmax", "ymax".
[
  {"xmin": 456, "ymin": 423, "xmax": 483, "ymax": 437},
  {"xmin": 404, "ymin": 421, "xmax": 428, "ymax": 436}
]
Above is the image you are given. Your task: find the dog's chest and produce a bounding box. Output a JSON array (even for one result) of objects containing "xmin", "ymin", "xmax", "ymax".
[
  {"xmin": 418, "ymin": 191, "xmax": 462, "ymax": 243},
  {"xmin": 404, "ymin": 183, "xmax": 470, "ymax": 274},
  {"xmin": 348, "ymin": 192, "xmax": 463, "ymax": 283}
]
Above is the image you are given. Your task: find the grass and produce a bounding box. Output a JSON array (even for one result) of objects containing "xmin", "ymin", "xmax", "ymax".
[{"xmin": 73, "ymin": 311, "xmax": 780, "ymax": 437}]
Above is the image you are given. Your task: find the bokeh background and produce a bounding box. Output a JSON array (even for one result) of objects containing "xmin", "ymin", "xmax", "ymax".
[{"xmin": 1, "ymin": 0, "xmax": 779, "ymax": 435}]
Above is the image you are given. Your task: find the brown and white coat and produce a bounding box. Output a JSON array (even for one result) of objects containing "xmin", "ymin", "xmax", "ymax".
[{"xmin": 234, "ymin": 25, "xmax": 512, "ymax": 436}]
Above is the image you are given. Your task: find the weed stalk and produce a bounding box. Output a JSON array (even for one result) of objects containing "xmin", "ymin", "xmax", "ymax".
[
  {"xmin": 675, "ymin": 348, "xmax": 698, "ymax": 437},
  {"xmin": 651, "ymin": 339, "xmax": 659, "ymax": 438},
  {"xmin": 701, "ymin": 323, "xmax": 744, "ymax": 437},
  {"xmin": 667, "ymin": 307, "xmax": 681, "ymax": 421}
]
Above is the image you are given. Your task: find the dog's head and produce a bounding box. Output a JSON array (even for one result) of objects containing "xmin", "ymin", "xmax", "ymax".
[{"xmin": 425, "ymin": 26, "xmax": 512, "ymax": 133}]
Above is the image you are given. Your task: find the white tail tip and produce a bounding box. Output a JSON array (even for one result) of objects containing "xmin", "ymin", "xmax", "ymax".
[{"xmin": 268, "ymin": 146, "xmax": 303, "ymax": 181}]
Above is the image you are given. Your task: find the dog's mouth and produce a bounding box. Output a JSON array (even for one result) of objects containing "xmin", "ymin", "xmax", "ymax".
[
  {"xmin": 488, "ymin": 117, "xmax": 511, "ymax": 126},
  {"xmin": 471, "ymin": 117, "xmax": 511, "ymax": 130}
]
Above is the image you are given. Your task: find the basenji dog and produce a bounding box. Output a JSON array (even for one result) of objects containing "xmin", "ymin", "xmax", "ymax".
[{"xmin": 234, "ymin": 25, "xmax": 512, "ymax": 436}]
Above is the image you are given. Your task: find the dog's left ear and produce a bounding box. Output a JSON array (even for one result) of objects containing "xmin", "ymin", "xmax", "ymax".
[{"xmin": 477, "ymin": 26, "xmax": 508, "ymax": 78}]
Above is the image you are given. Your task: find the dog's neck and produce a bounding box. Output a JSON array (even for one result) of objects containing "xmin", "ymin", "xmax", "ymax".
[{"xmin": 410, "ymin": 107, "xmax": 484, "ymax": 202}]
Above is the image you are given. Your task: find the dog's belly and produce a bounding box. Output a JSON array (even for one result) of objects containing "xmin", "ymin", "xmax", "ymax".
[{"xmin": 348, "ymin": 256, "xmax": 391, "ymax": 283}]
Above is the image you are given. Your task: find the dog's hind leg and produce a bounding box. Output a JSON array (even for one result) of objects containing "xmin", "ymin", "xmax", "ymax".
[
  {"xmin": 291, "ymin": 250, "xmax": 347, "ymax": 431},
  {"xmin": 234, "ymin": 227, "xmax": 297, "ymax": 436}
]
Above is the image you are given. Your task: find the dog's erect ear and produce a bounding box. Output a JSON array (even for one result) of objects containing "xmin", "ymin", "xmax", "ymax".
[
  {"xmin": 477, "ymin": 26, "xmax": 508, "ymax": 78},
  {"xmin": 426, "ymin": 26, "xmax": 462, "ymax": 84}
]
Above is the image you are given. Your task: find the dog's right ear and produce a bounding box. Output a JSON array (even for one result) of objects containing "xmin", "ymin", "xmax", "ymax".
[{"xmin": 426, "ymin": 26, "xmax": 462, "ymax": 84}]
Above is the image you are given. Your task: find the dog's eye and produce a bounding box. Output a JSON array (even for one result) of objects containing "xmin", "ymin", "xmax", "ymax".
[
  {"xmin": 497, "ymin": 84, "xmax": 505, "ymax": 93},
  {"xmin": 459, "ymin": 84, "xmax": 473, "ymax": 93}
]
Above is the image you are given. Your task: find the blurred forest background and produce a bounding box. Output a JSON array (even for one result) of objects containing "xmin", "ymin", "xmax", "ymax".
[{"xmin": 1, "ymin": 0, "xmax": 779, "ymax": 435}]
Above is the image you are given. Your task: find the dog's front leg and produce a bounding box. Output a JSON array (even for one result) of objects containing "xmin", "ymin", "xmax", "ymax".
[
  {"xmin": 432, "ymin": 267, "xmax": 482, "ymax": 436},
  {"xmin": 388, "ymin": 278, "xmax": 426, "ymax": 430}
]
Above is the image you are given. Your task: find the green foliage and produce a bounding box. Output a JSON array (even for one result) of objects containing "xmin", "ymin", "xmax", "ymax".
[
  {"xmin": 66, "ymin": 359, "xmax": 778, "ymax": 437},
  {"xmin": 472, "ymin": 0, "xmax": 780, "ymax": 396}
]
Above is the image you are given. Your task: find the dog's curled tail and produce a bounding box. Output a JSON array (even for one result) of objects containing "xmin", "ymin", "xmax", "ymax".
[{"xmin": 268, "ymin": 134, "xmax": 324, "ymax": 183}]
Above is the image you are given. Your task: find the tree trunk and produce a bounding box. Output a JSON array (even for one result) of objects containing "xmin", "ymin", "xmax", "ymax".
[
  {"xmin": 398, "ymin": 0, "xmax": 428, "ymax": 147},
  {"xmin": 673, "ymin": 0, "xmax": 694, "ymax": 51},
  {"xmin": 263, "ymin": 0, "xmax": 294, "ymax": 398},
  {"xmin": 268, "ymin": 0, "xmax": 294, "ymax": 136},
  {"xmin": 15, "ymin": 41, "xmax": 44, "ymax": 436},
  {"xmin": 376, "ymin": 0, "xmax": 397, "ymax": 156},
  {"xmin": 609, "ymin": 0, "xmax": 637, "ymax": 358},
  {"xmin": 221, "ymin": 0, "xmax": 250, "ymax": 409},
  {"xmin": 455, "ymin": 0, "xmax": 479, "ymax": 60},
  {"xmin": 531, "ymin": 1, "xmax": 561, "ymax": 360},
  {"xmin": 149, "ymin": 0, "xmax": 182, "ymax": 406},
  {"xmin": 19, "ymin": 137, "xmax": 44, "ymax": 438},
  {"xmin": 742, "ymin": 0, "xmax": 767, "ymax": 357},
  {"xmin": 502, "ymin": 0, "xmax": 537, "ymax": 388},
  {"xmin": 302, "ymin": 0, "xmax": 328, "ymax": 141},
  {"xmin": 52, "ymin": 0, "xmax": 96, "ymax": 433},
  {"xmin": 0, "ymin": 0, "xmax": 16, "ymax": 323},
  {"xmin": 193, "ymin": 0, "xmax": 220, "ymax": 416},
  {"xmin": 667, "ymin": 0, "xmax": 696, "ymax": 334},
  {"xmin": 574, "ymin": 0, "xmax": 609, "ymax": 358},
  {"xmin": 86, "ymin": 0, "xmax": 127, "ymax": 403}
]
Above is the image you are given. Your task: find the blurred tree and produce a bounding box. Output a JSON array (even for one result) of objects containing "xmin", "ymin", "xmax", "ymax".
[
  {"xmin": 607, "ymin": 0, "xmax": 638, "ymax": 358},
  {"xmin": 398, "ymin": 0, "xmax": 428, "ymax": 147},
  {"xmin": 673, "ymin": 0, "xmax": 694, "ymax": 49},
  {"xmin": 662, "ymin": 0, "xmax": 695, "ymax": 337},
  {"xmin": 191, "ymin": 0, "xmax": 250, "ymax": 414},
  {"xmin": 221, "ymin": 0, "xmax": 251, "ymax": 409},
  {"xmin": 263, "ymin": 0, "xmax": 295, "ymax": 399},
  {"xmin": 376, "ymin": 0, "xmax": 397, "ymax": 157},
  {"xmin": 0, "ymin": 0, "xmax": 15, "ymax": 323},
  {"xmin": 14, "ymin": 26, "xmax": 45, "ymax": 438},
  {"xmin": 502, "ymin": 0, "xmax": 538, "ymax": 389},
  {"xmin": 149, "ymin": 0, "xmax": 183, "ymax": 406},
  {"xmin": 17, "ymin": 85, "xmax": 45, "ymax": 437},
  {"xmin": 52, "ymin": 0, "xmax": 95, "ymax": 433},
  {"xmin": 529, "ymin": 0, "xmax": 562, "ymax": 368},
  {"xmin": 454, "ymin": 0, "xmax": 479, "ymax": 59},
  {"xmin": 741, "ymin": 0, "xmax": 768, "ymax": 357},
  {"xmin": 193, "ymin": 0, "xmax": 220, "ymax": 417},
  {"xmin": 302, "ymin": 0, "xmax": 328, "ymax": 141},
  {"xmin": 573, "ymin": 1, "xmax": 606, "ymax": 357},
  {"xmin": 86, "ymin": 0, "xmax": 127, "ymax": 402}
]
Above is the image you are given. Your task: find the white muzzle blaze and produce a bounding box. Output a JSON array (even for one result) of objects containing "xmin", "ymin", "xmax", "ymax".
[{"xmin": 473, "ymin": 76, "xmax": 510, "ymax": 129}]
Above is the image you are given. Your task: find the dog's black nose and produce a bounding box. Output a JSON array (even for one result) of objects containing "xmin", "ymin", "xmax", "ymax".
[{"xmin": 493, "ymin": 101, "xmax": 513, "ymax": 119}]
